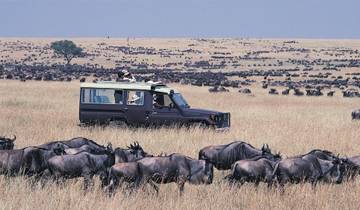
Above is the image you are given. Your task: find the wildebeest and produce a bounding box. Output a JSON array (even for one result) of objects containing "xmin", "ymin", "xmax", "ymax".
[
  {"xmin": 38, "ymin": 137, "xmax": 107, "ymax": 151},
  {"xmin": 238, "ymin": 88, "xmax": 252, "ymax": 94},
  {"xmin": 225, "ymin": 155, "xmax": 281, "ymax": 187},
  {"xmin": 294, "ymin": 89, "xmax": 304, "ymax": 96},
  {"xmin": 272, "ymin": 154, "xmax": 345, "ymax": 191},
  {"xmin": 38, "ymin": 137, "xmax": 112, "ymax": 156},
  {"xmin": 198, "ymin": 141, "xmax": 279, "ymax": 170},
  {"xmin": 306, "ymin": 89, "xmax": 323, "ymax": 96},
  {"xmin": 282, "ymin": 89, "xmax": 290, "ymax": 95},
  {"xmin": 327, "ymin": 91, "xmax": 335, "ymax": 96},
  {"xmin": 106, "ymin": 153, "xmax": 213, "ymax": 195},
  {"xmin": 343, "ymin": 155, "xmax": 360, "ymax": 179},
  {"xmin": 269, "ymin": 88, "xmax": 279, "ymax": 95},
  {"xmin": 352, "ymin": 109, "xmax": 360, "ymax": 120},
  {"xmin": 295, "ymin": 149, "xmax": 338, "ymax": 161},
  {"xmin": 65, "ymin": 143, "xmax": 113, "ymax": 155},
  {"xmin": 114, "ymin": 142, "xmax": 152, "ymax": 163},
  {"xmin": 45, "ymin": 149, "xmax": 115, "ymax": 190},
  {"xmin": 0, "ymin": 145, "xmax": 65, "ymax": 177},
  {"xmin": 208, "ymin": 86, "xmax": 229, "ymax": 93},
  {"xmin": 0, "ymin": 135, "xmax": 16, "ymax": 150}
]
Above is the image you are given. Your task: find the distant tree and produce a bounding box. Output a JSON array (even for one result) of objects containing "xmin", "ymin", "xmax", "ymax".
[{"xmin": 50, "ymin": 40, "xmax": 83, "ymax": 64}]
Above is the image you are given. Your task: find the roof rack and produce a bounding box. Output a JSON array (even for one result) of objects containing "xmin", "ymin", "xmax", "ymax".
[{"xmin": 80, "ymin": 81, "xmax": 177, "ymax": 94}]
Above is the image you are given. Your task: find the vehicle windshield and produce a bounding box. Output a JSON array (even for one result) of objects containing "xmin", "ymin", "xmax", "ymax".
[{"xmin": 172, "ymin": 93, "xmax": 190, "ymax": 108}]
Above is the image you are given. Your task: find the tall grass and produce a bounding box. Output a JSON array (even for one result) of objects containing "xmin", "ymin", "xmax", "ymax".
[{"xmin": 0, "ymin": 80, "xmax": 359, "ymax": 209}]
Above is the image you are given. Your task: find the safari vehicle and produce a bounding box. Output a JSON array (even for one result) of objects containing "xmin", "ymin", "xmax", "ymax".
[{"xmin": 79, "ymin": 82, "xmax": 230, "ymax": 129}]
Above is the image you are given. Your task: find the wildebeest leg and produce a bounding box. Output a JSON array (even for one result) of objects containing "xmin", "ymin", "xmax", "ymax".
[
  {"xmin": 104, "ymin": 176, "xmax": 118, "ymax": 197},
  {"xmin": 277, "ymin": 177, "xmax": 286, "ymax": 195},
  {"xmin": 265, "ymin": 175, "xmax": 274, "ymax": 189},
  {"xmin": 83, "ymin": 174, "xmax": 92, "ymax": 191},
  {"xmin": 254, "ymin": 179, "xmax": 260, "ymax": 188},
  {"xmin": 177, "ymin": 179, "xmax": 186, "ymax": 196},
  {"xmin": 310, "ymin": 178, "xmax": 317, "ymax": 190},
  {"xmin": 148, "ymin": 180, "xmax": 159, "ymax": 195},
  {"xmin": 239, "ymin": 178, "xmax": 246, "ymax": 186}
]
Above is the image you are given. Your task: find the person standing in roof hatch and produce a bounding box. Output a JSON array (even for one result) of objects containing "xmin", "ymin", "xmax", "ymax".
[{"xmin": 117, "ymin": 70, "xmax": 136, "ymax": 83}]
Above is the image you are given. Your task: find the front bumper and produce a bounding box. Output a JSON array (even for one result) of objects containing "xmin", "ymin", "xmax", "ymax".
[{"xmin": 215, "ymin": 113, "xmax": 231, "ymax": 129}]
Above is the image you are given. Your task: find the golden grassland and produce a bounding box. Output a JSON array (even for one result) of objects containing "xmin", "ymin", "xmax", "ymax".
[{"xmin": 0, "ymin": 80, "xmax": 359, "ymax": 210}]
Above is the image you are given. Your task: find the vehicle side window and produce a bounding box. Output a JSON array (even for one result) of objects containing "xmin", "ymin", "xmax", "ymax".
[
  {"xmin": 127, "ymin": 91, "xmax": 144, "ymax": 106},
  {"xmin": 153, "ymin": 94, "xmax": 173, "ymax": 108},
  {"xmin": 114, "ymin": 90, "xmax": 124, "ymax": 104},
  {"xmin": 81, "ymin": 88, "xmax": 120, "ymax": 104}
]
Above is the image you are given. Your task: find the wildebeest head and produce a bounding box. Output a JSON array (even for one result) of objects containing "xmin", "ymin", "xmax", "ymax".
[
  {"xmin": 0, "ymin": 135, "xmax": 16, "ymax": 150},
  {"xmin": 99, "ymin": 169, "xmax": 110, "ymax": 188},
  {"xmin": 127, "ymin": 141, "xmax": 151, "ymax": 159},
  {"xmin": 105, "ymin": 142, "xmax": 114, "ymax": 154},
  {"xmin": 52, "ymin": 143, "xmax": 66, "ymax": 155},
  {"xmin": 271, "ymin": 152, "xmax": 282, "ymax": 161},
  {"xmin": 189, "ymin": 160, "xmax": 213, "ymax": 185},
  {"xmin": 261, "ymin": 144, "xmax": 271, "ymax": 154},
  {"xmin": 261, "ymin": 144, "xmax": 281, "ymax": 161},
  {"xmin": 320, "ymin": 157, "xmax": 346, "ymax": 184}
]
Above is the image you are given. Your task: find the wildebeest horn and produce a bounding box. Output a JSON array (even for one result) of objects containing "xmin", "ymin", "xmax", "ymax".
[{"xmin": 11, "ymin": 135, "xmax": 16, "ymax": 141}]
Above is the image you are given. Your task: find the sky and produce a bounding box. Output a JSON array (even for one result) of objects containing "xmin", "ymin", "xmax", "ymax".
[{"xmin": 0, "ymin": 0, "xmax": 359, "ymax": 38}]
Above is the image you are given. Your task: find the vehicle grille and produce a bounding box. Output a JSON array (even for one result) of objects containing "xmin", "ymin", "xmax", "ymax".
[{"xmin": 215, "ymin": 113, "xmax": 230, "ymax": 128}]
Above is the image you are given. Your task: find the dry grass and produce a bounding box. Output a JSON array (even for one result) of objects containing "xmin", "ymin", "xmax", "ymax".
[{"xmin": 0, "ymin": 80, "xmax": 359, "ymax": 209}]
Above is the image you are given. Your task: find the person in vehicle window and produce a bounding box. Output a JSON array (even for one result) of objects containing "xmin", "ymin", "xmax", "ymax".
[
  {"xmin": 153, "ymin": 94, "xmax": 164, "ymax": 109},
  {"xmin": 114, "ymin": 90, "xmax": 123, "ymax": 104},
  {"xmin": 129, "ymin": 94, "xmax": 141, "ymax": 105}
]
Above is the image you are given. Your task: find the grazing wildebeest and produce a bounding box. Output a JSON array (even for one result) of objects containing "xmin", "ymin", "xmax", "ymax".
[
  {"xmin": 106, "ymin": 153, "xmax": 213, "ymax": 195},
  {"xmin": 198, "ymin": 141, "xmax": 278, "ymax": 170},
  {"xmin": 294, "ymin": 89, "xmax": 304, "ymax": 96},
  {"xmin": 238, "ymin": 88, "xmax": 252, "ymax": 94},
  {"xmin": 114, "ymin": 142, "xmax": 152, "ymax": 164},
  {"xmin": 269, "ymin": 88, "xmax": 279, "ymax": 95},
  {"xmin": 342, "ymin": 155, "xmax": 360, "ymax": 179},
  {"xmin": 0, "ymin": 145, "xmax": 65, "ymax": 177},
  {"xmin": 327, "ymin": 91, "xmax": 335, "ymax": 96},
  {"xmin": 0, "ymin": 135, "xmax": 16, "ymax": 150},
  {"xmin": 352, "ymin": 109, "xmax": 360, "ymax": 120},
  {"xmin": 65, "ymin": 143, "xmax": 113, "ymax": 155},
  {"xmin": 282, "ymin": 89, "xmax": 290, "ymax": 95},
  {"xmin": 272, "ymin": 154, "xmax": 345, "ymax": 192},
  {"xmin": 38, "ymin": 137, "xmax": 107, "ymax": 151},
  {"xmin": 292, "ymin": 149, "xmax": 355, "ymax": 181},
  {"xmin": 46, "ymin": 148, "xmax": 115, "ymax": 190},
  {"xmin": 294, "ymin": 149, "xmax": 338, "ymax": 161},
  {"xmin": 225, "ymin": 155, "xmax": 281, "ymax": 187}
]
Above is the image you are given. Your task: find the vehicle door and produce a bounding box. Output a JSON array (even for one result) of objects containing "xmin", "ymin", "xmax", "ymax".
[
  {"xmin": 147, "ymin": 93, "xmax": 183, "ymax": 126},
  {"xmin": 124, "ymin": 90, "xmax": 152, "ymax": 125}
]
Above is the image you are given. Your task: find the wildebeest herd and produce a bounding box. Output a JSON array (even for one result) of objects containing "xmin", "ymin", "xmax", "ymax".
[{"xmin": 1, "ymin": 135, "xmax": 360, "ymax": 195}]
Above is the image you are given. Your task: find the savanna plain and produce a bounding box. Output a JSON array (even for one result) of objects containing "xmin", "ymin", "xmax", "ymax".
[
  {"xmin": 0, "ymin": 80, "xmax": 359, "ymax": 210},
  {"xmin": 0, "ymin": 38, "xmax": 360, "ymax": 210}
]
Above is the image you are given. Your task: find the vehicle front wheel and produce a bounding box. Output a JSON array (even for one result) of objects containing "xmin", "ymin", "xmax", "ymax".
[{"xmin": 192, "ymin": 121, "xmax": 209, "ymax": 129}]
